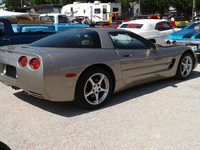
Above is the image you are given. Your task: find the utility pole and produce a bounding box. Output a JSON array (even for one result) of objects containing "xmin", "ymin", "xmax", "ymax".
[
  {"xmin": 192, "ymin": 0, "xmax": 196, "ymax": 22},
  {"xmin": 21, "ymin": 0, "xmax": 23, "ymax": 7}
]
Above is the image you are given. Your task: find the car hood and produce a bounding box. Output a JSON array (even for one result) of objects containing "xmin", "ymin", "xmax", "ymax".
[{"xmin": 166, "ymin": 29, "xmax": 200, "ymax": 40}]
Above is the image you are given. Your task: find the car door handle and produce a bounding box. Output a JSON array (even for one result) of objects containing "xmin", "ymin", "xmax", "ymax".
[{"xmin": 123, "ymin": 54, "xmax": 132, "ymax": 57}]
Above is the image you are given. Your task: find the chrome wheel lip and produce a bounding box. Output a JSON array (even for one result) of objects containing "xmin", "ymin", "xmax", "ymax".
[
  {"xmin": 84, "ymin": 73, "xmax": 109, "ymax": 105},
  {"xmin": 181, "ymin": 55, "xmax": 193, "ymax": 77}
]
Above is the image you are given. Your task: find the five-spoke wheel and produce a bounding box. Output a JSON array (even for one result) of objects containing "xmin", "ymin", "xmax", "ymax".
[
  {"xmin": 176, "ymin": 52, "xmax": 194, "ymax": 80},
  {"xmin": 75, "ymin": 67, "xmax": 113, "ymax": 109}
]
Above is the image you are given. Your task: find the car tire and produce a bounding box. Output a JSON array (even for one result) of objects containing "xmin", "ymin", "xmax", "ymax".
[
  {"xmin": 75, "ymin": 67, "xmax": 113, "ymax": 109},
  {"xmin": 175, "ymin": 52, "xmax": 194, "ymax": 80},
  {"xmin": 0, "ymin": 141, "xmax": 11, "ymax": 150}
]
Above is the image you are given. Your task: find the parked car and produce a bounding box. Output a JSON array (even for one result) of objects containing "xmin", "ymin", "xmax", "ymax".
[
  {"xmin": 174, "ymin": 16, "xmax": 190, "ymax": 28},
  {"xmin": 0, "ymin": 17, "xmax": 53, "ymax": 46},
  {"xmin": 166, "ymin": 21, "xmax": 200, "ymax": 53},
  {"xmin": 118, "ymin": 19, "xmax": 181, "ymax": 45},
  {"xmin": 12, "ymin": 13, "xmax": 90, "ymax": 33},
  {"xmin": 0, "ymin": 28, "xmax": 197, "ymax": 109}
]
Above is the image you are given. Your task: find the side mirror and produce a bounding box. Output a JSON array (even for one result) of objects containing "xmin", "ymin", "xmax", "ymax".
[{"xmin": 150, "ymin": 43, "xmax": 156, "ymax": 50}]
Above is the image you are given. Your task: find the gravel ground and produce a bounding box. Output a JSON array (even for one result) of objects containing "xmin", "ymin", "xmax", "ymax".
[{"xmin": 1, "ymin": 63, "xmax": 200, "ymax": 150}]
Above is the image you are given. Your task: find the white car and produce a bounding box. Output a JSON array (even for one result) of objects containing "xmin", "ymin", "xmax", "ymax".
[{"xmin": 118, "ymin": 19, "xmax": 181, "ymax": 45}]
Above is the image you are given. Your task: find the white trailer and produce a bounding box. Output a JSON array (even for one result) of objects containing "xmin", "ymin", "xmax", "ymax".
[{"xmin": 61, "ymin": 1, "xmax": 121, "ymax": 23}]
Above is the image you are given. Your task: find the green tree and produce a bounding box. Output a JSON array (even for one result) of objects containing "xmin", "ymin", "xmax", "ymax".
[
  {"xmin": 169, "ymin": 0, "xmax": 200, "ymax": 20},
  {"xmin": 116, "ymin": 0, "xmax": 135, "ymax": 11},
  {"xmin": 140, "ymin": 0, "xmax": 170, "ymax": 15},
  {"xmin": 138, "ymin": 0, "xmax": 200, "ymax": 20},
  {"xmin": 5, "ymin": 0, "xmax": 21, "ymax": 11},
  {"xmin": 32, "ymin": 0, "xmax": 47, "ymax": 5},
  {"xmin": 61, "ymin": 0, "xmax": 87, "ymax": 5},
  {"xmin": 45, "ymin": 0, "xmax": 60, "ymax": 4}
]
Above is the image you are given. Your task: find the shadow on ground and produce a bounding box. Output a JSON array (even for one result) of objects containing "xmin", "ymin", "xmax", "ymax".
[{"xmin": 14, "ymin": 69, "xmax": 200, "ymax": 117}]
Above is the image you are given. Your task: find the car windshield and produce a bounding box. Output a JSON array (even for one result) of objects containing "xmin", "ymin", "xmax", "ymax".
[
  {"xmin": 29, "ymin": 30, "xmax": 101, "ymax": 48},
  {"xmin": 119, "ymin": 23, "xmax": 143, "ymax": 29},
  {"xmin": 186, "ymin": 22, "xmax": 200, "ymax": 29}
]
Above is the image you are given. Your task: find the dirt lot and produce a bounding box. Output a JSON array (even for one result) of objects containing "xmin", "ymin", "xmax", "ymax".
[{"xmin": 1, "ymin": 62, "xmax": 200, "ymax": 150}]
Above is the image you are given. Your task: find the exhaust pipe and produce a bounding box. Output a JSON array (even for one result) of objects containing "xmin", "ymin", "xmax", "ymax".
[
  {"xmin": 12, "ymin": 86, "xmax": 20, "ymax": 90},
  {"xmin": 22, "ymin": 91, "xmax": 29, "ymax": 95}
]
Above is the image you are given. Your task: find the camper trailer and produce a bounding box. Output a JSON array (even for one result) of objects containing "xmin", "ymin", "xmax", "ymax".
[{"xmin": 61, "ymin": 1, "xmax": 121, "ymax": 23}]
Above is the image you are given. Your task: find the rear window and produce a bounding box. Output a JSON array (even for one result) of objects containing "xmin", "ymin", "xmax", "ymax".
[
  {"xmin": 58, "ymin": 15, "xmax": 70, "ymax": 23},
  {"xmin": 39, "ymin": 16, "xmax": 55, "ymax": 22},
  {"xmin": 30, "ymin": 30, "xmax": 101, "ymax": 48},
  {"xmin": 187, "ymin": 22, "xmax": 200, "ymax": 29},
  {"xmin": 119, "ymin": 24, "xmax": 143, "ymax": 29}
]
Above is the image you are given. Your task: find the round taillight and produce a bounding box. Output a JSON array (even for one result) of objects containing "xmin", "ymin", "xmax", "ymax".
[
  {"xmin": 172, "ymin": 41, "xmax": 177, "ymax": 45},
  {"xmin": 18, "ymin": 56, "xmax": 28, "ymax": 67},
  {"xmin": 166, "ymin": 40, "xmax": 171, "ymax": 45},
  {"xmin": 30, "ymin": 58, "xmax": 40, "ymax": 69}
]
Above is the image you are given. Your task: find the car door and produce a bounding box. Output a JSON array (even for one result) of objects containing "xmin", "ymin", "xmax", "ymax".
[
  {"xmin": 155, "ymin": 22, "xmax": 175, "ymax": 44},
  {"xmin": 109, "ymin": 31, "xmax": 169, "ymax": 85}
]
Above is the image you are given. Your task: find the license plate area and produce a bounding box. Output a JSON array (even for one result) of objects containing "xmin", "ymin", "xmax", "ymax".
[
  {"xmin": 0, "ymin": 63, "xmax": 4, "ymax": 73},
  {"xmin": 5, "ymin": 65, "xmax": 16, "ymax": 78},
  {"xmin": 186, "ymin": 44, "xmax": 198, "ymax": 51}
]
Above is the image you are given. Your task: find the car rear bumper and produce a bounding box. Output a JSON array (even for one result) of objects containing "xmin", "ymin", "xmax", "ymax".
[
  {"xmin": 165, "ymin": 39, "xmax": 200, "ymax": 53},
  {"xmin": 0, "ymin": 63, "xmax": 75, "ymax": 102}
]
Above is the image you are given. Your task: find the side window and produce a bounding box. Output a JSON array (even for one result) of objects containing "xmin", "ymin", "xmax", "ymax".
[
  {"xmin": 109, "ymin": 32, "xmax": 150, "ymax": 49},
  {"xmin": 113, "ymin": 8, "xmax": 119, "ymax": 12},
  {"xmin": 58, "ymin": 15, "xmax": 70, "ymax": 23},
  {"xmin": 155, "ymin": 22, "xmax": 173, "ymax": 31},
  {"xmin": 39, "ymin": 16, "xmax": 55, "ymax": 22},
  {"xmin": 187, "ymin": 23, "xmax": 200, "ymax": 29},
  {"xmin": 68, "ymin": 31, "xmax": 101, "ymax": 48},
  {"xmin": 30, "ymin": 30, "xmax": 101, "ymax": 48},
  {"xmin": 94, "ymin": 9, "xmax": 100, "ymax": 14},
  {"xmin": 193, "ymin": 23, "xmax": 200, "ymax": 29},
  {"xmin": 0, "ymin": 22, "xmax": 5, "ymax": 37}
]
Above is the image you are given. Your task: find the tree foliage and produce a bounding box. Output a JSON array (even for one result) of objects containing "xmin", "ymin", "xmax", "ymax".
[
  {"xmin": 5, "ymin": 0, "xmax": 21, "ymax": 11},
  {"xmin": 140, "ymin": 0, "xmax": 200, "ymax": 19},
  {"xmin": 141, "ymin": 0, "xmax": 170, "ymax": 14},
  {"xmin": 31, "ymin": 0, "xmax": 47, "ymax": 5},
  {"xmin": 45, "ymin": 0, "xmax": 60, "ymax": 4}
]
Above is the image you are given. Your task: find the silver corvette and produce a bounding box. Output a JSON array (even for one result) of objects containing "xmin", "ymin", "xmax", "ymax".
[{"xmin": 0, "ymin": 28, "xmax": 198, "ymax": 109}]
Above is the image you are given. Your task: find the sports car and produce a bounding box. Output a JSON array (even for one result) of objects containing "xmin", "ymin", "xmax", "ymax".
[
  {"xmin": 118, "ymin": 19, "xmax": 181, "ymax": 45},
  {"xmin": 0, "ymin": 28, "xmax": 198, "ymax": 109},
  {"xmin": 165, "ymin": 21, "xmax": 200, "ymax": 53}
]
